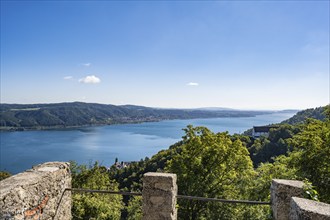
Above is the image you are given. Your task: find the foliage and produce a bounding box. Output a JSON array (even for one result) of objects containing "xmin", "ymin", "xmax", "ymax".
[
  {"xmin": 242, "ymin": 106, "xmax": 328, "ymax": 167},
  {"xmin": 0, "ymin": 171, "xmax": 11, "ymax": 181},
  {"xmin": 110, "ymin": 141, "xmax": 183, "ymax": 193},
  {"xmin": 203, "ymin": 203, "xmax": 271, "ymax": 220},
  {"xmin": 166, "ymin": 125, "xmax": 255, "ymax": 220},
  {"xmin": 126, "ymin": 196, "xmax": 142, "ymax": 220},
  {"xmin": 303, "ymin": 179, "xmax": 319, "ymax": 201},
  {"xmin": 250, "ymin": 155, "xmax": 298, "ymax": 201},
  {"xmin": 249, "ymin": 110, "xmax": 330, "ymax": 203},
  {"xmin": 281, "ymin": 106, "xmax": 327, "ymax": 125},
  {"xmin": 109, "ymin": 142, "xmax": 183, "ymax": 218},
  {"xmin": 248, "ymin": 110, "xmax": 330, "ymax": 203},
  {"xmin": 288, "ymin": 116, "xmax": 330, "ymax": 203},
  {"xmin": 70, "ymin": 161, "xmax": 124, "ymax": 220},
  {"xmin": 248, "ymin": 124, "xmax": 301, "ymax": 166}
]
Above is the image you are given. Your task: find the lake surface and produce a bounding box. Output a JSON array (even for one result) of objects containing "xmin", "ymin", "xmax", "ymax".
[{"xmin": 0, "ymin": 112, "xmax": 295, "ymax": 174}]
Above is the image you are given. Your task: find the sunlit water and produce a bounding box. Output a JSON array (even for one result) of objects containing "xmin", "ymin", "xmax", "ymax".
[{"xmin": 0, "ymin": 112, "xmax": 295, "ymax": 174}]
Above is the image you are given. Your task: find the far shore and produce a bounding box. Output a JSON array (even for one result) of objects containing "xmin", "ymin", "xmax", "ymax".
[{"xmin": 0, "ymin": 115, "xmax": 263, "ymax": 132}]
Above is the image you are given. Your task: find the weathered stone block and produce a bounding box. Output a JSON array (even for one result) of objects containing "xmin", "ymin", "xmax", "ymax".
[
  {"xmin": 290, "ymin": 197, "xmax": 330, "ymax": 220},
  {"xmin": 0, "ymin": 162, "xmax": 71, "ymax": 220},
  {"xmin": 142, "ymin": 172, "xmax": 177, "ymax": 220},
  {"xmin": 271, "ymin": 179, "xmax": 304, "ymax": 220}
]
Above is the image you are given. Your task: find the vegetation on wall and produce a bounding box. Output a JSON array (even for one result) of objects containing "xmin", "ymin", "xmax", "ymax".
[{"xmin": 0, "ymin": 171, "xmax": 11, "ymax": 181}]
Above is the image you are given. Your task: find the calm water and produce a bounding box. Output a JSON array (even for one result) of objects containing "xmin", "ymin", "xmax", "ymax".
[{"xmin": 0, "ymin": 112, "xmax": 295, "ymax": 174}]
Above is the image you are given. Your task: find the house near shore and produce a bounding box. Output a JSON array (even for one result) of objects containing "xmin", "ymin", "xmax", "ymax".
[
  {"xmin": 113, "ymin": 161, "xmax": 135, "ymax": 169},
  {"xmin": 252, "ymin": 125, "xmax": 279, "ymax": 138}
]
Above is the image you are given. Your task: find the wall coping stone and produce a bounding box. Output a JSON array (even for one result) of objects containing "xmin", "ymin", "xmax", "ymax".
[
  {"xmin": 271, "ymin": 179, "xmax": 304, "ymax": 220},
  {"xmin": 0, "ymin": 162, "xmax": 71, "ymax": 220},
  {"xmin": 272, "ymin": 179, "xmax": 304, "ymax": 188},
  {"xmin": 291, "ymin": 197, "xmax": 330, "ymax": 217},
  {"xmin": 1, "ymin": 162, "xmax": 69, "ymax": 194}
]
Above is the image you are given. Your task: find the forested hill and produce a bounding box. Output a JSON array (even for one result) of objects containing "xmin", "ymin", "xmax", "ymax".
[
  {"xmin": 281, "ymin": 105, "xmax": 328, "ymax": 124},
  {"xmin": 0, "ymin": 102, "xmax": 274, "ymax": 130}
]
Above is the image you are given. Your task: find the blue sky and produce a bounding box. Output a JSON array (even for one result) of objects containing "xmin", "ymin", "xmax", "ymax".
[{"xmin": 1, "ymin": 1, "xmax": 329, "ymax": 110}]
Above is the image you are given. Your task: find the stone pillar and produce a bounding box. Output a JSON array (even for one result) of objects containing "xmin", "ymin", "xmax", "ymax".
[
  {"xmin": 271, "ymin": 179, "xmax": 304, "ymax": 220},
  {"xmin": 290, "ymin": 197, "xmax": 330, "ymax": 220},
  {"xmin": 142, "ymin": 172, "xmax": 177, "ymax": 220},
  {"xmin": 0, "ymin": 162, "xmax": 71, "ymax": 220}
]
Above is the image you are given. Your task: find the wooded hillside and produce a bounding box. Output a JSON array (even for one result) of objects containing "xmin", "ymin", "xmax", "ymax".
[{"xmin": 0, "ymin": 102, "xmax": 274, "ymax": 130}]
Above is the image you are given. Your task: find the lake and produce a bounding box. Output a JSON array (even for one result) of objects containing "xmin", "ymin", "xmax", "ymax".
[{"xmin": 0, "ymin": 112, "xmax": 295, "ymax": 174}]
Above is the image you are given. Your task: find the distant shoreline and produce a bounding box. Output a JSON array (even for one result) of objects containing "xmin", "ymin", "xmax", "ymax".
[
  {"xmin": 0, "ymin": 115, "xmax": 256, "ymax": 132},
  {"xmin": 1, "ymin": 102, "xmax": 299, "ymax": 132}
]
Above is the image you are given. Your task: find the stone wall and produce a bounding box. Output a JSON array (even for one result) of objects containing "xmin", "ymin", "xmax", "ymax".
[
  {"xmin": 0, "ymin": 162, "xmax": 71, "ymax": 220},
  {"xmin": 290, "ymin": 197, "xmax": 330, "ymax": 220},
  {"xmin": 2, "ymin": 165, "xmax": 330, "ymax": 220},
  {"xmin": 271, "ymin": 179, "xmax": 304, "ymax": 220},
  {"xmin": 271, "ymin": 179, "xmax": 330, "ymax": 220}
]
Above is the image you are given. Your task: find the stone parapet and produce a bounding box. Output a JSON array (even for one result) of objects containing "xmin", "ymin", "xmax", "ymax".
[
  {"xmin": 0, "ymin": 162, "xmax": 71, "ymax": 220},
  {"xmin": 271, "ymin": 179, "xmax": 304, "ymax": 220},
  {"xmin": 290, "ymin": 197, "xmax": 330, "ymax": 220},
  {"xmin": 142, "ymin": 172, "xmax": 177, "ymax": 220}
]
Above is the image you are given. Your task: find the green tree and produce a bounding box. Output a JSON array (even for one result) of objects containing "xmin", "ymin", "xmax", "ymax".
[
  {"xmin": 251, "ymin": 155, "xmax": 297, "ymax": 201},
  {"xmin": 166, "ymin": 126, "xmax": 255, "ymax": 220},
  {"xmin": 71, "ymin": 162, "xmax": 124, "ymax": 220},
  {"xmin": 248, "ymin": 124, "xmax": 300, "ymax": 166},
  {"xmin": 249, "ymin": 110, "xmax": 330, "ymax": 204},
  {"xmin": 289, "ymin": 117, "xmax": 330, "ymax": 202},
  {"xmin": 126, "ymin": 196, "xmax": 142, "ymax": 220}
]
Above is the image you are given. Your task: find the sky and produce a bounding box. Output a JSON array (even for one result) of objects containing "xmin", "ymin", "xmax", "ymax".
[{"xmin": 1, "ymin": 1, "xmax": 329, "ymax": 110}]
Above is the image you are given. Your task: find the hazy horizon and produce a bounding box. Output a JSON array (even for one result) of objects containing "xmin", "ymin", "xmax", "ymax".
[{"xmin": 1, "ymin": 1, "xmax": 329, "ymax": 110}]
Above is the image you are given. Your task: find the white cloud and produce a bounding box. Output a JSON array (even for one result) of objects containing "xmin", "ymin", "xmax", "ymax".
[
  {"xmin": 63, "ymin": 76, "xmax": 73, "ymax": 80},
  {"xmin": 82, "ymin": 63, "xmax": 91, "ymax": 67},
  {"xmin": 79, "ymin": 75, "xmax": 101, "ymax": 84},
  {"xmin": 187, "ymin": 82, "xmax": 199, "ymax": 86}
]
